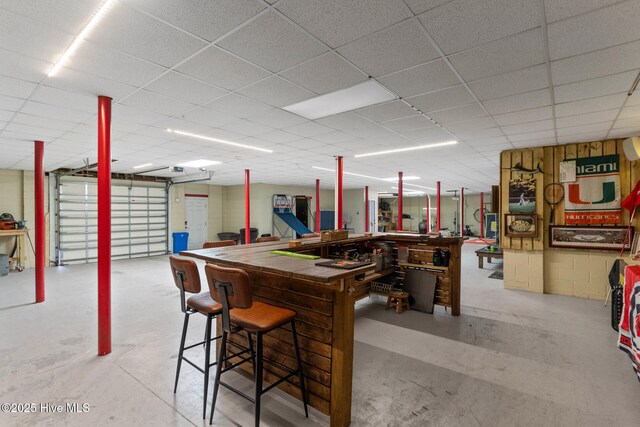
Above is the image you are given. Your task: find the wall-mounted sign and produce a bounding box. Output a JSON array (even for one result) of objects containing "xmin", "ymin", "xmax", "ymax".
[
  {"xmin": 559, "ymin": 160, "xmax": 576, "ymax": 182},
  {"xmin": 563, "ymin": 154, "xmax": 621, "ymax": 224}
]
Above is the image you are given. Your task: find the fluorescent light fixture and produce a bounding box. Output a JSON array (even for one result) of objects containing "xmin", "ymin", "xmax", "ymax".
[
  {"xmin": 354, "ymin": 140, "xmax": 458, "ymax": 158},
  {"xmin": 283, "ymin": 80, "xmax": 396, "ymax": 120},
  {"xmin": 382, "ymin": 176, "xmax": 419, "ymax": 182},
  {"xmin": 312, "ymin": 166, "xmax": 387, "ymax": 182},
  {"xmin": 177, "ymin": 159, "xmax": 221, "ymax": 168},
  {"xmin": 133, "ymin": 163, "xmax": 152, "ymax": 169},
  {"xmin": 167, "ymin": 129, "xmax": 273, "ymax": 153},
  {"xmin": 47, "ymin": 0, "xmax": 117, "ymax": 77},
  {"xmin": 405, "ymin": 183, "xmax": 437, "ymax": 191}
]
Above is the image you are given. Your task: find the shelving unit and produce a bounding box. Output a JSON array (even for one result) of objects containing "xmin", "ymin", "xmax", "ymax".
[
  {"xmin": 378, "ymin": 209, "xmax": 392, "ymax": 232},
  {"xmin": 352, "ymin": 267, "xmax": 396, "ymax": 301}
]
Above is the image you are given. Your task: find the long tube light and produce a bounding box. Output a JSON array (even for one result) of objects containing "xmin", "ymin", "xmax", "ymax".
[
  {"xmin": 312, "ymin": 166, "xmax": 419, "ymax": 183},
  {"xmin": 167, "ymin": 129, "xmax": 273, "ymax": 153},
  {"xmin": 354, "ymin": 140, "xmax": 458, "ymax": 158},
  {"xmin": 48, "ymin": 0, "xmax": 117, "ymax": 77}
]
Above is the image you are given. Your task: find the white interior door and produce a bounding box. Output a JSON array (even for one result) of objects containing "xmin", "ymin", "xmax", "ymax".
[{"xmin": 185, "ymin": 196, "xmax": 208, "ymax": 249}]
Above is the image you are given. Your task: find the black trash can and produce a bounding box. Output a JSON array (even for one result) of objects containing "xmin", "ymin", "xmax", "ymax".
[
  {"xmin": 217, "ymin": 232, "xmax": 240, "ymax": 243},
  {"xmin": 239, "ymin": 228, "xmax": 259, "ymax": 244}
]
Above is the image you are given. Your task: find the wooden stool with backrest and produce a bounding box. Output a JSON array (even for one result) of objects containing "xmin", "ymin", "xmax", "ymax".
[
  {"xmin": 255, "ymin": 236, "xmax": 280, "ymax": 243},
  {"xmin": 203, "ymin": 240, "xmax": 237, "ymax": 249},
  {"xmin": 204, "ymin": 264, "xmax": 308, "ymax": 426}
]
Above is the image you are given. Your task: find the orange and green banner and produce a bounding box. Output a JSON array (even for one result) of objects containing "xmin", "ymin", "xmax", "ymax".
[{"xmin": 564, "ymin": 154, "xmax": 621, "ymax": 224}]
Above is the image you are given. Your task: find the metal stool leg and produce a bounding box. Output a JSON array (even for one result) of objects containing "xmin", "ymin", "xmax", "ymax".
[
  {"xmin": 209, "ymin": 331, "xmax": 228, "ymax": 425},
  {"xmin": 202, "ymin": 314, "xmax": 213, "ymax": 419},
  {"xmin": 174, "ymin": 312, "xmax": 190, "ymax": 393},
  {"xmin": 247, "ymin": 331, "xmax": 256, "ymax": 379},
  {"xmin": 291, "ymin": 321, "xmax": 308, "ymax": 418},
  {"xmin": 255, "ymin": 332, "xmax": 263, "ymax": 427}
]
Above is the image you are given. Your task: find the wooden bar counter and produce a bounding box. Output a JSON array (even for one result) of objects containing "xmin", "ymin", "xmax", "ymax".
[{"xmin": 182, "ymin": 233, "xmax": 462, "ymax": 426}]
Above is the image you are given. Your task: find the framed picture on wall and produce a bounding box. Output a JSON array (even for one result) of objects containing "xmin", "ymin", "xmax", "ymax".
[
  {"xmin": 549, "ymin": 225, "xmax": 632, "ymax": 250},
  {"xmin": 504, "ymin": 213, "xmax": 537, "ymax": 238},
  {"xmin": 508, "ymin": 177, "xmax": 536, "ymax": 213}
]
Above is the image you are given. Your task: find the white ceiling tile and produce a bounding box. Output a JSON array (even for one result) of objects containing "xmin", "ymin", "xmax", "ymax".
[
  {"xmin": 0, "ymin": 94, "xmax": 26, "ymax": 111},
  {"xmin": 444, "ymin": 117, "xmax": 498, "ymax": 132},
  {"xmin": 627, "ymin": 91, "xmax": 640, "ymax": 106},
  {"xmin": 556, "ymin": 122, "xmax": 612, "ymax": 137},
  {"xmin": 466, "ymin": 136, "xmax": 510, "ymax": 146},
  {"xmin": 312, "ymin": 130, "xmax": 359, "ymax": 144},
  {"xmin": 0, "ymin": 111, "xmax": 13, "ymax": 122},
  {"xmin": 237, "ymin": 76, "xmax": 315, "ymax": 107},
  {"xmin": 455, "ymin": 127, "xmax": 505, "ymax": 139},
  {"xmin": 121, "ymin": 89, "xmax": 195, "ymax": 117},
  {"xmin": 555, "ymin": 93, "xmax": 626, "ymax": 117},
  {"xmin": 428, "ymin": 103, "xmax": 487, "ymax": 124},
  {"xmin": 382, "ymin": 115, "xmax": 435, "ymax": 132},
  {"xmin": 418, "ymin": 0, "xmax": 539, "ymax": 54},
  {"xmin": 404, "ymin": 0, "xmax": 452, "ymax": 15},
  {"xmin": 87, "ymin": 2, "xmax": 207, "ymax": 68},
  {"xmin": 176, "ymin": 46, "xmax": 270, "ymax": 91},
  {"xmin": 556, "ymin": 109, "xmax": 620, "ymax": 128},
  {"xmin": 553, "ymin": 71, "xmax": 637, "ymax": 103},
  {"xmin": 217, "ymin": 10, "xmax": 328, "ymax": 73},
  {"xmin": 618, "ymin": 105, "xmax": 640, "ymax": 120},
  {"xmin": 143, "ymin": 71, "xmax": 228, "ymax": 105},
  {"xmin": 283, "ymin": 121, "xmax": 333, "ymax": 137},
  {"xmin": 501, "ymin": 119, "xmax": 555, "ymax": 135},
  {"xmin": 405, "ymin": 86, "xmax": 476, "ymax": 113},
  {"xmin": 494, "ymin": 106, "xmax": 553, "ymax": 126},
  {"xmin": 482, "ymin": 89, "xmax": 552, "ymax": 115},
  {"xmin": 356, "ymin": 101, "xmax": 418, "ymax": 123},
  {"xmin": 343, "ymin": 123, "xmax": 398, "ymax": 139},
  {"xmin": 547, "ymin": 1, "xmax": 640, "ymax": 61},
  {"xmin": 245, "ymin": 108, "xmax": 307, "ymax": 129},
  {"xmin": 557, "ymin": 131, "xmax": 610, "ymax": 144},
  {"xmin": 508, "ymin": 130, "xmax": 556, "ymax": 142},
  {"xmin": 4, "ymin": 122, "xmax": 67, "ymax": 139},
  {"xmin": 30, "ymin": 86, "xmax": 101, "ymax": 113},
  {"xmin": 280, "ymin": 52, "xmax": 366, "ymax": 95},
  {"xmin": 314, "ymin": 112, "xmax": 373, "ymax": 130},
  {"xmin": 401, "ymin": 126, "xmax": 453, "ymax": 142},
  {"xmin": 469, "ymin": 65, "xmax": 549, "ymax": 100},
  {"xmin": 337, "ymin": 20, "xmax": 439, "ymax": 77},
  {"xmin": 124, "ymin": 0, "xmax": 265, "ymax": 42},
  {"xmin": 449, "ymin": 28, "xmax": 546, "ymax": 81},
  {"xmin": 511, "ymin": 137, "xmax": 557, "ymax": 148},
  {"xmin": 550, "ymin": 40, "xmax": 640, "ymax": 85},
  {"xmin": 204, "ymin": 94, "xmax": 274, "ymax": 119},
  {"xmin": 543, "ymin": 0, "xmax": 623, "ymax": 23},
  {"xmin": 20, "ymin": 100, "xmax": 94, "ymax": 123},
  {"xmin": 609, "ymin": 127, "xmax": 640, "ymax": 138},
  {"xmin": 275, "ymin": 0, "xmax": 412, "ymax": 48},
  {"xmin": 42, "ymin": 69, "xmax": 137, "ymax": 101},
  {"xmin": 378, "ymin": 60, "xmax": 460, "ymax": 98},
  {"xmin": 611, "ymin": 117, "xmax": 640, "ymax": 129},
  {"xmin": 255, "ymin": 130, "xmax": 300, "ymax": 144},
  {"xmin": 219, "ymin": 119, "xmax": 275, "ymax": 137},
  {"xmin": 182, "ymin": 107, "xmax": 238, "ymax": 127},
  {"xmin": 0, "ymin": 48, "xmax": 49, "ymax": 83},
  {"xmin": 0, "ymin": 75, "xmax": 37, "ymax": 100},
  {"xmin": 12, "ymin": 113, "xmax": 79, "ymax": 132},
  {"xmin": 111, "ymin": 104, "xmax": 169, "ymax": 126}
]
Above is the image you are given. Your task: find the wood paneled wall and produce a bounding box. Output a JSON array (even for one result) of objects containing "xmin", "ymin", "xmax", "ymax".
[{"xmin": 501, "ymin": 139, "xmax": 638, "ymax": 250}]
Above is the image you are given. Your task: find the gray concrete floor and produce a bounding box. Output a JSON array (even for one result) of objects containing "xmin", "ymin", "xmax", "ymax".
[{"xmin": 0, "ymin": 244, "xmax": 638, "ymax": 426}]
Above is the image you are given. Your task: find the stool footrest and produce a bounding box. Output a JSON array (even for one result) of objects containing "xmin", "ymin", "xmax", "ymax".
[
  {"xmin": 218, "ymin": 380, "xmax": 256, "ymax": 404},
  {"xmin": 183, "ymin": 334, "xmax": 222, "ymax": 351},
  {"xmin": 262, "ymin": 371, "xmax": 297, "ymax": 395}
]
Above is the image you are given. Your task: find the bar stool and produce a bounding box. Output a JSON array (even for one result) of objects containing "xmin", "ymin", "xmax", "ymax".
[
  {"xmin": 204, "ymin": 264, "xmax": 308, "ymax": 426},
  {"xmin": 203, "ymin": 240, "xmax": 237, "ymax": 248},
  {"xmin": 255, "ymin": 236, "xmax": 280, "ymax": 243},
  {"xmin": 169, "ymin": 255, "xmax": 222, "ymax": 419}
]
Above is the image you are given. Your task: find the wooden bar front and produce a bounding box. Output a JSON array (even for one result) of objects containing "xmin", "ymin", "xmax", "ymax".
[{"xmin": 182, "ymin": 233, "xmax": 462, "ymax": 426}]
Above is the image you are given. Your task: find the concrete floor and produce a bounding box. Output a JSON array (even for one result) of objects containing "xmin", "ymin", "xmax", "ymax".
[{"xmin": 0, "ymin": 244, "xmax": 638, "ymax": 426}]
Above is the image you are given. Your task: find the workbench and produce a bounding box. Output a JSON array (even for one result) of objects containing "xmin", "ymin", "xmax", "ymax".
[
  {"xmin": 182, "ymin": 233, "xmax": 462, "ymax": 426},
  {"xmin": 0, "ymin": 229, "xmax": 28, "ymax": 270}
]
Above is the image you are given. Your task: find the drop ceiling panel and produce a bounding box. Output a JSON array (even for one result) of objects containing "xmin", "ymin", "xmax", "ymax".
[
  {"xmin": 555, "ymin": 93, "xmax": 626, "ymax": 117},
  {"xmin": 30, "ymin": 86, "xmax": 102, "ymax": 114},
  {"xmin": 315, "ymin": 112, "xmax": 373, "ymax": 130},
  {"xmin": 4, "ymin": 122, "xmax": 67, "ymax": 139},
  {"xmin": 219, "ymin": 118, "xmax": 275, "ymax": 137},
  {"xmin": 418, "ymin": 0, "xmax": 539, "ymax": 54},
  {"xmin": 501, "ymin": 119, "xmax": 555, "ymax": 136},
  {"xmin": 0, "ymin": 95, "xmax": 26, "ymax": 111},
  {"xmin": 550, "ymin": 40, "xmax": 640, "ymax": 85},
  {"xmin": 547, "ymin": 1, "xmax": 640, "ymax": 61},
  {"xmin": 449, "ymin": 28, "xmax": 545, "ymax": 81},
  {"xmin": 43, "ymin": 69, "xmax": 137, "ymax": 101},
  {"xmin": 123, "ymin": 0, "xmax": 265, "ymax": 42},
  {"xmin": 469, "ymin": 65, "xmax": 549, "ymax": 100},
  {"xmin": 217, "ymin": 10, "xmax": 328, "ymax": 73},
  {"xmin": 406, "ymin": 86, "xmax": 476, "ymax": 113},
  {"xmin": 12, "ymin": 113, "xmax": 79, "ymax": 132},
  {"xmin": 482, "ymin": 89, "xmax": 552, "ymax": 115},
  {"xmin": 0, "ymin": 75, "xmax": 37, "ymax": 100},
  {"xmin": 355, "ymin": 101, "xmax": 418, "ymax": 123},
  {"xmin": 508, "ymin": 130, "xmax": 556, "ymax": 142},
  {"xmin": 553, "ymin": 71, "xmax": 637, "ymax": 103},
  {"xmin": 111, "ymin": 104, "xmax": 169, "ymax": 126},
  {"xmin": 403, "ymin": 0, "xmax": 452, "ymax": 15},
  {"xmin": 237, "ymin": 76, "xmax": 314, "ymax": 107},
  {"xmin": 494, "ymin": 106, "xmax": 553, "ymax": 126},
  {"xmin": 511, "ymin": 137, "xmax": 557, "ymax": 148},
  {"xmin": 121, "ymin": 89, "xmax": 195, "ymax": 117},
  {"xmin": 400, "ymin": 126, "xmax": 452, "ymax": 142},
  {"xmin": 337, "ymin": 20, "xmax": 439, "ymax": 77},
  {"xmin": 556, "ymin": 109, "xmax": 619, "ymax": 128},
  {"xmin": 204, "ymin": 93, "xmax": 274, "ymax": 119},
  {"xmin": 0, "ymin": 48, "xmax": 50, "ymax": 83},
  {"xmin": 283, "ymin": 121, "xmax": 333, "ymax": 138},
  {"xmin": 382, "ymin": 115, "xmax": 435, "ymax": 133},
  {"xmin": 312, "ymin": 130, "xmax": 359, "ymax": 144},
  {"xmin": 244, "ymin": 108, "xmax": 308, "ymax": 129},
  {"xmin": 378, "ymin": 60, "xmax": 461, "ymax": 98},
  {"xmin": 275, "ymin": 0, "xmax": 412, "ymax": 48},
  {"xmin": 257, "ymin": 130, "xmax": 300, "ymax": 143},
  {"xmin": 20, "ymin": 101, "xmax": 94, "ymax": 123},
  {"xmin": 556, "ymin": 121, "xmax": 612, "ymax": 137},
  {"xmin": 543, "ymin": 0, "xmax": 623, "ymax": 24},
  {"xmin": 617, "ymin": 105, "xmax": 640, "ymax": 119},
  {"xmin": 557, "ymin": 131, "xmax": 610, "ymax": 144},
  {"xmin": 280, "ymin": 52, "xmax": 366, "ymax": 95},
  {"xmin": 428, "ymin": 103, "xmax": 487, "ymax": 124},
  {"xmin": 144, "ymin": 71, "xmax": 228, "ymax": 105},
  {"xmin": 455, "ymin": 127, "xmax": 505, "ymax": 139},
  {"xmin": 445, "ymin": 117, "xmax": 499, "ymax": 132}
]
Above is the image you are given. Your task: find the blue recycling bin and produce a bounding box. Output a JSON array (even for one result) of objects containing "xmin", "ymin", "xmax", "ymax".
[{"xmin": 172, "ymin": 232, "xmax": 189, "ymax": 254}]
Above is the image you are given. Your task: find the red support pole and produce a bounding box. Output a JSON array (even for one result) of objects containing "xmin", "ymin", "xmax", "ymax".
[
  {"xmin": 97, "ymin": 95, "xmax": 112, "ymax": 356},
  {"xmin": 436, "ymin": 181, "xmax": 441, "ymax": 232},
  {"xmin": 398, "ymin": 172, "xmax": 403, "ymax": 232},
  {"xmin": 315, "ymin": 179, "xmax": 320, "ymax": 233},
  {"xmin": 364, "ymin": 186, "xmax": 369, "ymax": 232},
  {"xmin": 336, "ymin": 156, "xmax": 343, "ymax": 230},
  {"xmin": 425, "ymin": 195, "xmax": 430, "ymax": 233},
  {"xmin": 245, "ymin": 169, "xmax": 250, "ymax": 245},
  {"xmin": 34, "ymin": 140, "xmax": 45, "ymax": 303},
  {"xmin": 480, "ymin": 192, "xmax": 485, "ymax": 238},
  {"xmin": 460, "ymin": 187, "xmax": 465, "ymax": 236}
]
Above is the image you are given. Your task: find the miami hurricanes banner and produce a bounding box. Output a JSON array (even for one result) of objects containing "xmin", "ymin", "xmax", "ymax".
[{"xmin": 564, "ymin": 154, "xmax": 621, "ymax": 224}]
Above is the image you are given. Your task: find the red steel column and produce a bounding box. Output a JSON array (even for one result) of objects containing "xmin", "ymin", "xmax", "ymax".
[
  {"xmin": 34, "ymin": 140, "xmax": 45, "ymax": 303},
  {"xmin": 425, "ymin": 195, "xmax": 430, "ymax": 233},
  {"xmin": 97, "ymin": 95, "xmax": 112, "ymax": 356},
  {"xmin": 364, "ymin": 186, "xmax": 369, "ymax": 232},
  {"xmin": 245, "ymin": 169, "xmax": 250, "ymax": 245},
  {"xmin": 460, "ymin": 187, "xmax": 465, "ymax": 236},
  {"xmin": 480, "ymin": 192, "xmax": 485, "ymax": 238},
  {"xmin": 397, "ymin": 172, "xmax": 403, "ymax": 231},
  {"xmin": 336, "ymin": 156, "xmax": 343, "ymax": 230},
  {"xmin": 315, "ymin": 179, "xmax": 320, "ymax": 233},
  {"xmin": 436, "ymin": 181, "xmax": 441, "ymax": 232}
]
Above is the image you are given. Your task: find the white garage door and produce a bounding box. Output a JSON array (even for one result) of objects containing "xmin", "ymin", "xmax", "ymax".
[{"xmin": 55, "ymin": 177, "xmax": 168, "ymax": 265}]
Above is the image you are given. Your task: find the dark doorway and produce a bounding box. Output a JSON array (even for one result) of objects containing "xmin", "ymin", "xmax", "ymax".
[{"xmin": 295, "ymin": 196, "xmax": 309, "ymax": 228}]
